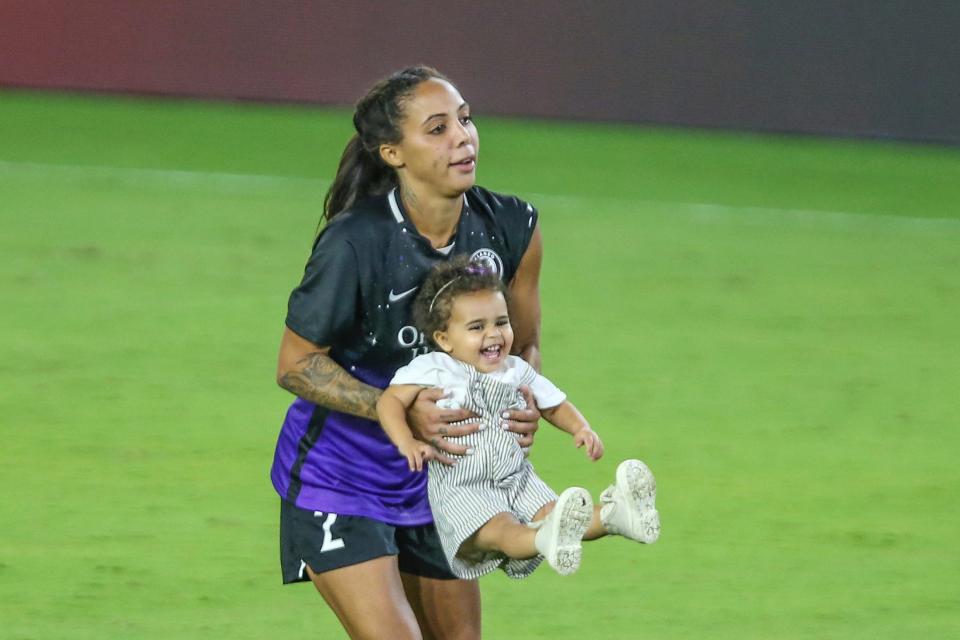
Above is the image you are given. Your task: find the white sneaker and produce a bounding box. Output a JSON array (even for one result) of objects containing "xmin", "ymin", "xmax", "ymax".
[
  {"xmin": 600, "ymin": 459, "xmax": 660, "ymax": 543},
  {"xmin": 534, "ymin": 487, "xmax": 593, "ymax": 575}
]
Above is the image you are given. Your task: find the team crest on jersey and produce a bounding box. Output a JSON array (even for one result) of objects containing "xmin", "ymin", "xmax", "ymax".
[{"xmin": 470, "ymin": 248, "xmax": 504, "ymax": 279}]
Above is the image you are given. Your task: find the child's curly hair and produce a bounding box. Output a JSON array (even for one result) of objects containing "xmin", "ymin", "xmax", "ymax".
[{"xmin": 413, "ymin": 255, "xmax": 508, "ymax": 349}]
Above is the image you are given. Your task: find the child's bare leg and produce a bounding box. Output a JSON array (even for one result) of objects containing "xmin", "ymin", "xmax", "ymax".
[
  {"xmin": 467, "ymin": 513, "xmax": 539, "ymax": 559},
  {"xmin": 584, "ymin": 504, "xmax": 608, "ymax": 540},
  {"xmin": 531, "ymin": 499, "xmax": 556, "ymax": 522},
  {"xmin": 536, "ymin": 501, "xmax": 608, "ymax": 541}
]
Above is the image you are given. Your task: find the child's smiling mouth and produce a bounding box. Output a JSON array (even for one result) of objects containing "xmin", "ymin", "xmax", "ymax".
[{"xmin": 481, "ymin": 344, "xmax": 503, "ymax": 362}]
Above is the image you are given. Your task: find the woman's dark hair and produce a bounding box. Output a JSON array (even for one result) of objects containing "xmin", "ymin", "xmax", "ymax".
[
  {"xmin": 413, "ymin": 255, "xmax": 508, "ymax": 348},
  {"xmin": 322, "ymin": 65, "xmax": 451, "ymax": 225}
]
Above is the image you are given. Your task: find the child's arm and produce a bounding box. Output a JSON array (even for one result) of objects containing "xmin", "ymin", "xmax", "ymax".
[
  {"xmin": 376, "ymin": 384, "xmax": 437, "ymax": 472},
  {"xmin": 540, "ymin": 400, "xmax": 604, "ymax": 461}
]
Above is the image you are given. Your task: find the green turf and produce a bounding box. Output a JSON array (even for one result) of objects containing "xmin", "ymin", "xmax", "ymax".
[{"xmin": 2, "ymin": 90, "xmax": 959, "ymax": 639}]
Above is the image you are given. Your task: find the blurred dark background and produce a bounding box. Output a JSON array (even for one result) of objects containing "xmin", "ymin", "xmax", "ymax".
[{"xmin": 1, "ymin": 1, "xmax": 958, "ymax": 143}]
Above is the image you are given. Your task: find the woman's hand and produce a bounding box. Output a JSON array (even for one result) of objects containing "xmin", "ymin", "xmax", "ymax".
[
  {"xmin": 573, "ymin": 426, "xmax": 604, "ymax": 461},
  {"xmin": 407, "ymin": 388, "xmax": 480, "ymax": 465},
  {"xmin": 503, "ymin": 385, "xmax": 541, "ymax": 454}
]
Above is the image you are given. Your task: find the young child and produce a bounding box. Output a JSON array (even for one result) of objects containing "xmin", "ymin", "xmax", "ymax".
[{"xmin": 377, "ymin": 257, "xmax": 660, "ymax": 579}]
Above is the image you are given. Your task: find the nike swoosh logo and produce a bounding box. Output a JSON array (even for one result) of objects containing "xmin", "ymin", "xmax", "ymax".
[{"xmin": 388, "ymin": 286, "xmax": 418, "ymax": 303}]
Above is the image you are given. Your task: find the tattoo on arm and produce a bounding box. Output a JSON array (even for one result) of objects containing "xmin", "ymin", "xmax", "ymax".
[{"xmin": 279, "ymin": 351, "xmax": 381, "ymax": 421}]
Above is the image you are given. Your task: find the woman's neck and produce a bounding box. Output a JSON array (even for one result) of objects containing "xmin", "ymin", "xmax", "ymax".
[{"xmin": 400, "ymin": 182, "xmax": 464, "ymax": 249}]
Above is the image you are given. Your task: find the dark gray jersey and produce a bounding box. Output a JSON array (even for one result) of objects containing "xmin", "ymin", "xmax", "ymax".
[
  {"xmin": 285, "ymin": 185, "xmax": 539, "ymax": 389},
  {"xmin": 272, "ymin": 186, "xmax": 539, "ymax": 521}
]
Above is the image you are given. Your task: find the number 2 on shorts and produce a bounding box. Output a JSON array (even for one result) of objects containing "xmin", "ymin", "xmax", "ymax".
[{"xmin": 313, "ymin": 511, "xmax": 345, "ymax": 552}]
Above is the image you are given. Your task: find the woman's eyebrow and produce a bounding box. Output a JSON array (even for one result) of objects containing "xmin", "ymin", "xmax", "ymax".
[
  {"xmin": 422, "ymin": 103, "xmax": 470, "ymax": 125},
  {"xmin": 422, "ymin": 113, "xmax": 448, "ymax": 125}
]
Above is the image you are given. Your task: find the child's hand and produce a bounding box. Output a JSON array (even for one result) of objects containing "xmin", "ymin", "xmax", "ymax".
[
  {"xmin": 398, "ymin": 440, "xmax": 436, "ymax": 472},
  {"xmin": 573, "ymin": 427, "xmax": 604, "ymax": 461}
]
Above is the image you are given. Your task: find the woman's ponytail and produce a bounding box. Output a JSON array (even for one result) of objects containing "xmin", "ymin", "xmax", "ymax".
[
  {"xmin": 322, "ymin": 134, "xmax": 395, "ymax": 224},
  {"xmin": 319, "ymin": 65, "xmax": 451, "ymax": 228}
]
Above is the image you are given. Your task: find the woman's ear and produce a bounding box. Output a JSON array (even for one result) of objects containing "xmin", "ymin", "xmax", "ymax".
[
  {"xmin": 379, "ymin": 143, "xmax": 404, "ymax": 169},
  {"xmin": 433, "ymin": 330, "xmax": 452, "ymax": 353}
]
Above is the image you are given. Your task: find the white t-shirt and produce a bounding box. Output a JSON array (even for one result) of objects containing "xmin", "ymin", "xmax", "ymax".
[{"xmin": 390, "ymin": 352, "xmax": 567, "ymax": 410}]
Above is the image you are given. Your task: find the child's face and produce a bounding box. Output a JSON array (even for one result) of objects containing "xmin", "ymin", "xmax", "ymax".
[{"xmin": 434, "ymin": 290, "xmax": 513, "ymax": 373}]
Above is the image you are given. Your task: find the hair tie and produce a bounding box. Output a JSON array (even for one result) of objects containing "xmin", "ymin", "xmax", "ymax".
[{"xmin": 464, "ymin": 262, "xmax": 491, "ymax": 276}]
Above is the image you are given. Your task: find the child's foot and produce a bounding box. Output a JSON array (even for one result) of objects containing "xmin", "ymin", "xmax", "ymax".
[
  {"xmin": 534, "ymin": 487, "xmax": 593, "ymax": 575},
  {"xmin": 600, "ymin": 459, "xmax": 660, "ymax": 543}
]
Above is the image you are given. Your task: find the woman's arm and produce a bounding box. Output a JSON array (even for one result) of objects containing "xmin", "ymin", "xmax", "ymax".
[
  {"xmin": 504, "ymin": 224, "xmax": 544, "ymax": 447},
  {"xmin": 276, "ymin": 327, "xmax": 381, "ymax": 421},
  {"xmin": 509, "ymin": 225, "xmax": 543, "ymax": 371},
  {"xmin": 278, "ymin": 327, "xmax": 473, "ymax": 464}
]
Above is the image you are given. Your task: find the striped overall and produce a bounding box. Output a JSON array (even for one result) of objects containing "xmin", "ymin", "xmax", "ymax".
[{"xmin": 427, "ymin": 364, "xmax": 558, "ymax": 579}]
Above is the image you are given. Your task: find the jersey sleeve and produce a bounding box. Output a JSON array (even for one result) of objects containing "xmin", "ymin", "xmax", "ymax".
[
  {"xmin": 285, "ymin": 222, "xmax": 360, "ymax": 346},
  {"xmin": 497, "ymin": 195, "xmax": 539, "ymax": 277},
  {"xmin": 470, "ymin": 187, "xmax": 539, "ymax": 280}
]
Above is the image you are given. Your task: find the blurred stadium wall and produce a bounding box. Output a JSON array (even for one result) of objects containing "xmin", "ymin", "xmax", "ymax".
[{"xmin": 1, "ymin": 1, "xmax": 957, "ymax": 143}]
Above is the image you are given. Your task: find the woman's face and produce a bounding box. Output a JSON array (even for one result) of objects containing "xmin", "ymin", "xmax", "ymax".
[{"xmin": 380, "ymin": 78, "xmax": 479, "ymax": 198}]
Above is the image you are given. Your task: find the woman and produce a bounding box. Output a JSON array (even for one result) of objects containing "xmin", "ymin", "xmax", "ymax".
[{"xmin": 271, "ymin": 66, "xmax": 544, "ymax": 640}]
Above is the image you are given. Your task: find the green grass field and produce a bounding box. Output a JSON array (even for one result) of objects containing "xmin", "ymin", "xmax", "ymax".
[{"xmin": 2, "ymin": 90, "xmax": 959, "ymax": 639}]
